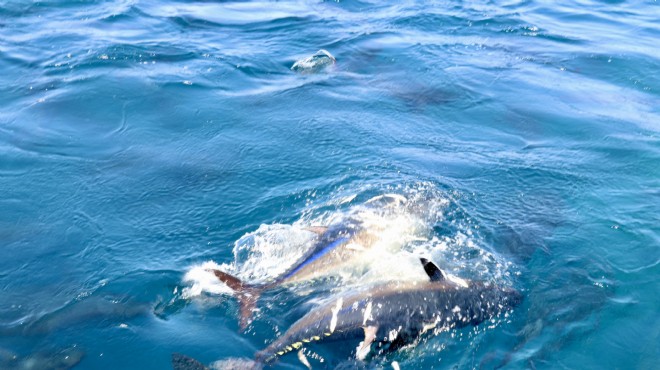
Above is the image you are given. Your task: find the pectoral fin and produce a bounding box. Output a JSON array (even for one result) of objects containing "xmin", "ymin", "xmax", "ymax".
[
  {"xmin": 356, "ymin": 326, "xmax": 378, "ymax": 361},
  {"xmin": 297, "ymin": 349, "xmax": 312, "ymax": 370}
]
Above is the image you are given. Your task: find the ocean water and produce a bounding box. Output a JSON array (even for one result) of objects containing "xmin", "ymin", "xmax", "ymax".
[{"xmin": 1, "ymin": 0, "xmax": 659, "ymax": 369}]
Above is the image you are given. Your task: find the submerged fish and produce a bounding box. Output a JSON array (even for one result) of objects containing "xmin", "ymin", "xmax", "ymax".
[
  {"xmin": 0, "ymin": 346, "xmax": 84, "ymax": 370},
  {"xmin": 175, "ymin": 260, "xmax": 522, "ymax": 369}
]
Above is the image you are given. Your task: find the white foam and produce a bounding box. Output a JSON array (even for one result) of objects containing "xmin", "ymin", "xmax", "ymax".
[
  {"xmin": 181, "ymin": 261, "xmax": 234, "ymax": 298},
  {"xmin": 232, "ymin": 224, "xmax": 315, "ymax": 283},
  {"xmin": 230, "ymin": 193, "xmax": 434, "ymax": 289}
]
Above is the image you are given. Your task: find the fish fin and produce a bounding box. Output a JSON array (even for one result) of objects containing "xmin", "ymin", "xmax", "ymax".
[
  {"xmin": 356, "ymin": 326, "xmax": 378, "ymax": 361},
  {"xmin": 297, "ymin": 349, "xmax": 312, "ymax": 370},
  {"xmin": 419, "ymin": 257, "xmax": 446, "ymax": 282},
  {"xmin": 305, "ymin": 226, "xmax": 328, "ymax": 235},
  {"xmin": 209, "ymin": 269, "xmax": 261, "ymax": 330},
  {"xmin": 237, "ymin": 289, "xmax": 261, "ymax": 330},
  {"xmin": 172, "ymin": 353, "xmax": 210, "ymax": 370},
  {"xmin": 210, "ymin": 269, "xmax": 246, "ymax": 291}
]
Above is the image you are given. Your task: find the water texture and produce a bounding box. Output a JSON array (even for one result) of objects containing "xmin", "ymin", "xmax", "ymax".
[{"xmin": 1, "ymin": 0, "xmax": 658, "ymax": 369}]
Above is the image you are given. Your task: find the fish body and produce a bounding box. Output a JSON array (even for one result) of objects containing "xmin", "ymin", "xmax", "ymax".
[
  {"xmin": 257, "ymin": 279, "xmax": 521, "ymax": 363},
  {"xmin": 265, "ymin": 223, "xmax": 370, "ymax": 286},
  {"xmin": 213, "ymin": 194, "xmax": 410, "ymax": 295},
  {"xmin": 212, "ymin": 219, "xmax": 383, "ymax": 328},
  {"xmin": 175, "ymin": 259, "xmax": 522, "ymax": 369}
]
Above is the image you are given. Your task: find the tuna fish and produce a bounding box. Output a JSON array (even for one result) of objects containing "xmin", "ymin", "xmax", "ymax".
[{"xmin": 175, "ymin": 259, "xmax": 521, "ymax": 369}]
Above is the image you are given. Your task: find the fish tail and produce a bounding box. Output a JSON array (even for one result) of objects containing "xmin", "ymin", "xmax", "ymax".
[{"xmin": 209, "ymin": 269, "xmax": 263, "ymax": 330}]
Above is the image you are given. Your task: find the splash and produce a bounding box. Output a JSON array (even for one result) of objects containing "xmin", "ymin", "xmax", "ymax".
[
  {"xmin": 182, "ymin": 183, "xmax": 515, "ymax": 299},
  {"xmin": 181, "ymin": 261, "xmax": 234, "ymax": 299}
]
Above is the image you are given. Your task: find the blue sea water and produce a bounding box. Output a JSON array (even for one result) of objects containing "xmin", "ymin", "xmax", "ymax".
[{"xmin": 1, "ymin": 0, "xmax": 659, "ymax": 369}]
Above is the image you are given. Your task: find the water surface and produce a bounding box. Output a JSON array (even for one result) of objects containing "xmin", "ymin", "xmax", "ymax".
[{"xmin": 1, "ymin": 0, "xmax": 658, "ymax": 369}]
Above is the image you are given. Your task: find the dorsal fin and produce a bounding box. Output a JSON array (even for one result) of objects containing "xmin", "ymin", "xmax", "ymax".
[{"xmin": 419, "ymin": 257, "xmax": 446, "ymax": 282}]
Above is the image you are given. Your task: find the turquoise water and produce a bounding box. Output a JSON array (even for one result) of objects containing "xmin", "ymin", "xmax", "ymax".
[{"xmin": 1, "ymin": 0, "xmax": 659, "ymax": 369}]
